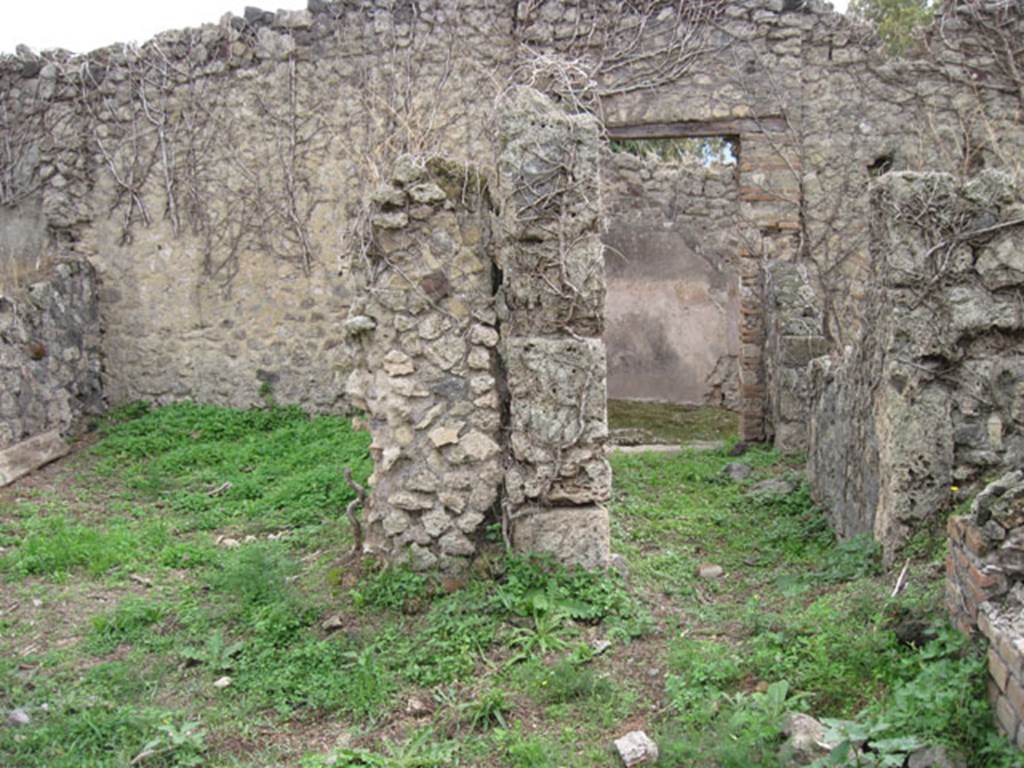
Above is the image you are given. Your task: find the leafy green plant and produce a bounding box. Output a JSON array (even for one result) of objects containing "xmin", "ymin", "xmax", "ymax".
[
  {"xmin": 351, "ymin": 564, "xmax": 429, "ymax": 613},
  {"xmin": 179, "ymin": 630, "xmax": 244, "ymax": 673},
  {"xmin": 87, "ymin": 597, "xmax": 168, "ymax": 654},
  {"xmin": 303, "ymin": 728, "xmax": 455, "ymax": 767},
  {"xmin": 133, "ymin": 720, "xmax": 207, "ymax": 767},
  {"xmin": 205, "ymin": 543, "xmax": 297, "ymax": 614},
  {"xmin": 812, "ymin": 629, "xmax": 1024, "ymax": 768},
  {"xmin": 462, "ymin": 688, "xmax": 510, "ymax": 731}
]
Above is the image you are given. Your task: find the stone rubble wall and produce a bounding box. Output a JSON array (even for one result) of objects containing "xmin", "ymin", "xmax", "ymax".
[
  {"xmin": 810, "ymin": 171, "xmax": 1024, "ymax": 560},
  {"xmin": 0, "ymin": 259, "xmax": 103, "ymax": 448},
  {"xmin": 1, "ymin": 0, "xmax": 514, "ymax": 413},
  {"xmin": 497, "ymin": 88, "xmax": 612, "ymax": 570},
  {"xmin": 2, "ymin": 0, "xmax": 1022, "ymax": 463},
  {"xmin": 343, "ymin": 89, "xmax": 612, "ymax": 571},
  {"xmin": 946, "ymin": 471, "xmax": 1024, "ymax": 749},
  {"xmin": 344, "ymin": 156, "xmax": 503, "ymax": 572}
]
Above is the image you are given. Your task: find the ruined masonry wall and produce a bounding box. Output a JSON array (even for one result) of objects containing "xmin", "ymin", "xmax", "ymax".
[
  {"xmin": 810, "ymin": 171, "xmax": 1024, "ymax": 560},
  {"xmin": 344, "ymin": 157, "xmax": 502, "ymax": 572},
  {"xmin": 947, "ymin": 471, "xmax": 1024, "ymax": 749},
  {"xmin": 0, "ymin": 260, "xmax": 103, "ymax": 449},
  {"xmin": 498, "ymin": 89, "xmax": 611, "ymax": 569},
  {"xmin": 344, "ymin": 89, "xmax": 611, "ymax": 571}
]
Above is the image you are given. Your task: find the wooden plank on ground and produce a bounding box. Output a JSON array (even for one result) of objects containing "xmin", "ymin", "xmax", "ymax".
[{"xmin": 0, "ymin": 430, "xmax": 70, "ymax": 487}]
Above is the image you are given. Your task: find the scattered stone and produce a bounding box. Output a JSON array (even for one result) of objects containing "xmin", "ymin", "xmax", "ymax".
[
  {"xmin": 592, "ymin": 639, "xmax": 612, "ymax": 655},
  {"xmin": 321, "ymin": 614, "xmax": 345, "ymax": 632},
  {"xmin": 469, "ymin": 324, "xmax": 498, "ymax": 348},
  {"xmin": 779, "ymin": 712, "xmax": 835, "ymax": 765},
  {"xmin": 728, "ymin": 441, "xmax": 750, "ymax": 457},
  {"xmin": 371, "ymin": 211, "xmax": 408, "ymax": 230},
  {"xmin": 213, "ymin": 676, "xmax": 233, "ymax": 689},
  {"xmin": 383, "ymin": 350, "xmax": 415, "ymax": 376},
  {"xmin": 407, "ymin": 183, "xmax": 447, "ymax": 204},
  {"xmin": 723, "ymin": 462, "xmax": 753, "ymax": 482},
  {"xmin": 392, "ymin": 155, "xmax": 425, "ymax": 185},
  {"xmin": 421, "ymin": 508, "xmax": 452, "ymax": 538},
  {"xmin": 6, "ymin": 708, "xmax": 30, "ymax": 727},
  {"xmin": 609, "ymin": 553, "xmax": 630, "ymax": 578},
  {"xmin": 275, "ymin": 8, "xmax": 312, "ymax": 27},
  {"xmin": 217, "ymin": 536, "xmax": 240, "ymax": 548},
  {"xmin": 906, "ymin": 746, "xmax": 967, "ymax": 768},
  {"xmin": 614, "ymin": 730, "xmax": 659, "ymax": 766},
  {"xmin": 405, "ymin": 696, "xmax": 433, "ymax": 717},
  {"xmin": 748, "ymin": 478, "xmax": 795, "ymax": 497},
  {"xmin": 697, "ymin": 563, "xmax": 724, "ymax": 580},
  {"xmin": 0, "ymin": 430, "xmax": 71, "ymax": 488}
]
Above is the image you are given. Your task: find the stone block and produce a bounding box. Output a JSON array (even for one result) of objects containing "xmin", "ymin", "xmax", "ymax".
[
  {"xmin": 0, "ymin": 430, "xmax": 70, "ymax": 487},
  {"xmin": 511, "ymin": 505, "xmax": 610, "ymax": 570},
  {"xmin": 990, "ymin": 647, "xmax": 1010, "ymax": 692},
  {"xmin": 504, "ymin": 336, "xmax": 607, "ymax": 448},
  {"xmin": 779, "ymin": 335, "xmax": 830, "ymax": 367}
]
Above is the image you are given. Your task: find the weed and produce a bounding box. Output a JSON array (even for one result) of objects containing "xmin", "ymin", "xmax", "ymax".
[
  {"xmin": 87, "ymin": 597, "xmax": 168, "ymax": 655},
  {"xmin": 494, "ymin": 726, "xmax": 563, "ymax": 768},
  {"xmin": 521, "ymin": 656, "xmax": 613, "ymax": 706},
  {"xmin": 351, "ymin": 564, "xmax": 430, "ymax": 613},
  {"xmin": 462, "ymin": 688, "xmax": 511, "ymax": 730},
  {"xmin": 179, "ymin": 630, "xmax": 244, "ymax": 673},
  {"xmin": 133, "ymin": 719, "xmax": 207, "ymax": 767},
  {"xmin": 303, "ymin": 728, "xmax": 456, "ymax": 767}
]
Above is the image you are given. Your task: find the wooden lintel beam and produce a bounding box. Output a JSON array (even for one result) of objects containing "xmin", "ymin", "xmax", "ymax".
[{"xmin": 606, "ymin": 117, "xmax": 787, "ymax": 139}]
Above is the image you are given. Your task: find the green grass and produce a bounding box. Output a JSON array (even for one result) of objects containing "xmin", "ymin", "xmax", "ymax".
[
  {"xmin": 0, "ymin": 402, "xmax": 1018, "ymax": 767},
  {"xmin": 607, "ymin": 399, "xmax": 738, "ymax": 443}
]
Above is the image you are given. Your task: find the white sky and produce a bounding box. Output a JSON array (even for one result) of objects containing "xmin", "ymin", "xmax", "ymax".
[{"xmin": 2, "ymin": 0, "xmax": 850, "ymax": 56}]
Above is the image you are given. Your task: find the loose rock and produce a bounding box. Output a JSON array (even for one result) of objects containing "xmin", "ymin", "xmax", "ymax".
[
  {"xmin": 614, "ymin": 730, "xmax": 659, "ymax": 766},
  {"xmin": 779, "ymin": 712, "xmax": 835, "ymax": 766},
  {"xmin": 748, "ymin": 478, "xmax": 795, "ymax": 497},
  {"xmin": 723, "ymin": 462, "xmax": 753, "ymax": 482},
  {"xmin": 6, "ymin": 708, "xmax": 30, "ymax": 727},
  {"xmin": 697, "ymin": 563, "xmax": 724, "ymax": 580}
]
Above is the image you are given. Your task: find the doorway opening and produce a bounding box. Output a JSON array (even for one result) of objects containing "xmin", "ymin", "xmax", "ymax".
[{"xmin": 602, "ymin": 133, "xmax": 741, "ymax": 445}]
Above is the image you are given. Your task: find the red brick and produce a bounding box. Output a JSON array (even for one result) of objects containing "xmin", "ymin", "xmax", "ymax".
[
  {"xmin": 996, "ymin": 695, "xmax": 1019, "ymax": 737},
  {"xmin": 1006, "ymin": 676, "xmax": 1024, "ymax": 719},
  {"xmin": 999, "ymin": 634, "xmax": 1024, "ymax": 680},
  {"xmin": 964, "ymin": 525, "xmax": 991, "ymax": 557},
  {"xmin": 953, "ymin": 545, "xmax": 971, "ymax": 574},
  {"xmin": 989, "ymin": 678, "xmax": 1002, "ymax": 707},
  {"xmin": 968, "ymin": 563, "xmax": 1006, "ymax": 595},
  {"xmin": 990, "ymin": 647, "xmax": 1011, "ymax": 692},
  {"xmin": 978, "ymin": 607, "xmax": 995, "ymax": 641},
  {"xmin": 947, "ymin": 515, "xmax": 966, "ymax": 544}
]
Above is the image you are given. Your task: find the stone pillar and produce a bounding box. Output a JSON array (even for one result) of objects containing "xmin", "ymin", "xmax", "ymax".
[
  {"xmin": 811, "ymin": 171, "xmax": 1024, "ymax": 562},
  {"xmin": 764, "ymin": 260, "xmax": 829, "ymax": 454},
  {"xmin": 345, "ymin": 157, "xmax": 503, "ymax": 573},
  {"xmin": 736, "ymin": 130, "xmax": 814, "ymax": 452},
  {"xmin": 495, "ymin": 87, "xmax": 612, "ymax": 570}
]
